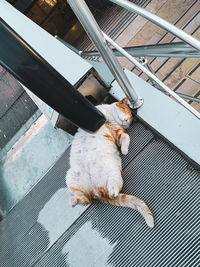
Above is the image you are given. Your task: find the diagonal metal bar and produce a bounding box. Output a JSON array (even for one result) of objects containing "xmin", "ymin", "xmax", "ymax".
[
  {"xmin": 177, "ymin": 93, "xmax": 200, "ymax": 104},
  {"xmin": 110, "ymin": 0, "xmax": 200, "ymax": 51},
  {"xmin": 67, "ymin": 0, "xmax": 143, "ymax": 109},
  {"xmin": 81, "ymin": 42, "xmax": 200, "ymax": 58},
  {"xmin": 55, "ymin": 37, "xmax": 200, "ymax": 58},
  {"xmin": 103, "ymin": 33, "xmax": 200, "ymax": 119}
]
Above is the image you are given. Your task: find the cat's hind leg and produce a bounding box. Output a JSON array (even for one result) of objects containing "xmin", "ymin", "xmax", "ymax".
[
  {"xmin": 97, "ymin": 158, "xmax": 123, "ymax": 198},
  {"xmin": 66, "ymin": 169, "xmax": 93, "ymax": 206},
  {"xmin": 70, "ymin": 195, "xmax": 78, "ymax": 207},
  {"xmin": 104, "ymin": 169, "xmax": 123, "ymax": 198},
  {"xmin": 95, "ymin": 177, "xmax": 122, "ymax": 199},
  {"xmin": 107, "ymin": 175, "xmax": 123, "ymax": 198},
  {"xmin": 69, "ymin": 188, "xmax": 92, "ymax": 207}
]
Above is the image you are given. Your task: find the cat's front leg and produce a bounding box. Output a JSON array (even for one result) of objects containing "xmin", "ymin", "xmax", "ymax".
[{"xmin": 119, "ymin": 133, "xmax": 130, "ymax": 155}]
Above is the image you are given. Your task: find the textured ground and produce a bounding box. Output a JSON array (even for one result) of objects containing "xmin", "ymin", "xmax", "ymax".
[{"xmin": 0, "ymin": 121, "xmax": 199, "ymax": 267}]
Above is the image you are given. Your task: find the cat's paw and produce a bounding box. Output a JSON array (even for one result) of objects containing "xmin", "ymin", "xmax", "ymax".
[
  {"xmin": 70, "ymin": 196, "xmax": 78, "ymax": 207},
  {"xmin": 107, "ymin": 184, "xmax": 121, "ymax": 198},
  {"xmin": 120, "ymin": 134, "xmax": 130, "ymax": 155},
  {"xmin": 121, "ymin": 145, "xmax": 129, "ymax": 155}
]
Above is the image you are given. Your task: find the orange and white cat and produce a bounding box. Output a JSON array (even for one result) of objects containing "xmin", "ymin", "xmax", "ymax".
[{"xmin": 66, "ymin": 98, "xmax": 154, "ymax": 228}]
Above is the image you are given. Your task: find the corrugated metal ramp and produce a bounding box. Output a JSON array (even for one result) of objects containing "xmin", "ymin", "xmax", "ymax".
[{"xmin": 0, "ymin": 121, "xmax": 199, "ymax": 267}]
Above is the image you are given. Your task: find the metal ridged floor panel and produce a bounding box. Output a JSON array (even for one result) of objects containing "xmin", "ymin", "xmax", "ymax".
[
  {"xmin": 35, "ymin": 136, "xmax": 200, "ymax": 267},
  {"xmin": 121, "ymin": 121, "xmax": 154, "ymax": 169},
  {"xmin": 0, "ymin": 149, "xmax": 71, "ymax": 266},
  {"xmin": 0, "ymin": 121, "xmax": 199, "ymax": 267}
]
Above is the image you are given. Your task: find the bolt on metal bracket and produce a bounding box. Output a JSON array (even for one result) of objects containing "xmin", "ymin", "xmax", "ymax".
[{"xmin": 131, "ymin": 96, "xmax": 144, "ymax": 109}]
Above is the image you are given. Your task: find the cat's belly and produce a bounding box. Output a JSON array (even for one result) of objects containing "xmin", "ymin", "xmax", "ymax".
[
  {"xmin": 69, "ymin": 139, "xmax": 121, "ymax": 189},
  {"xmin": 71, "ymin": 135, "xmax": 120, "ymax": 167},
  {"xmin": 67, "ymin": 128, "xmax": 122, "ymax": 190}
]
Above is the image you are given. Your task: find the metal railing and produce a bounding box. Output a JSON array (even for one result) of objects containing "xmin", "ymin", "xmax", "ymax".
[
  {"xmin": 104, "ymin": 33, "xmax": 200, "ymax": 119},
  {"xmin": 81, "ymin": 42, "xmax": 200, "ymax": 58},
  {"xmin": 67, "ymin": 0, "xmax": 143, "ymax": 109},
  {"xmin": 57, "ymin": 36, "xmax": 200, "ymax": 105},
  {"xmin": 67, "ymin": 0, "xmax": 200, "ymax": 119},
  {"xmin": 110, "ymin": 0, "xmax": 200, "ymax": 51}
]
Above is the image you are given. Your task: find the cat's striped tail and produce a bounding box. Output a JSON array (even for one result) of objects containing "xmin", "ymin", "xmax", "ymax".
[{"xmin": 100, "ymin": 194, "xmax": 154, "ymax": 228}]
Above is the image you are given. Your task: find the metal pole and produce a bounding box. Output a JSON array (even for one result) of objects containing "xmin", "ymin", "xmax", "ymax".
[
  {"xmin": 177, "ymin": 93, "xmax": 200, "ymax": 104},
  {"xmin": 81, "ymin": 42, "xmax": 200, "ymax": 58},
  {"xmin": 104, "ymin": 33, "xmax": 200, "ymax": 119},
  {"xmin": 110, "ymin": 0, "xmax": 200, "ymax": 51},
  {"xmin": 67, "ymin": 0, "xmax": 143, "ymax": 109},
  {"xmin": 139, "ymin": 57, "xmax": 158, "ymax": 87}
]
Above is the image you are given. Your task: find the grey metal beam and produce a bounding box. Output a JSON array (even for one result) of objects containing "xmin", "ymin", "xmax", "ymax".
[
  {"xmin": 55, "ymin": 35, "xmax": 81, "ymax": 55},
  {"xmin": 56, "ymin": 37, "xmax": 200, "ymax": 58},
  {"xmin": 81, "ymin": 42, "xmax": 200, "ymax": 58},
  {"xmin": 177, "ymin": 93, "xmax": 200, "ymax": 104}
]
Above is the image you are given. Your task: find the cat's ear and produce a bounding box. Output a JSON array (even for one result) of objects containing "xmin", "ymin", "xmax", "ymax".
[{"xmin": 120, "ymin": 97, "xmax": 128, "ymax": 105}]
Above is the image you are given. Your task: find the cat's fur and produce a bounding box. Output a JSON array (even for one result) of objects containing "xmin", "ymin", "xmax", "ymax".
[{"xmin": 66, "ymin": 98, "xmax": 154, "ymax": 228}]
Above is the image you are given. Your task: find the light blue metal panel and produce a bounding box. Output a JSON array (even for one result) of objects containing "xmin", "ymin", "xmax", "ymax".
[
  {"xmin": 37, "ymin": 187, "xmax": 88, "ymax": 250},
  {"xmin": 0, "ymin": 109, "xmax": 41, "ymax": 159},
  {"xmin": 110, "ymin": 69, "xmax": 200, "ymax": 167},
  {"xmin": 87, "ymin": 60, "xmax": 115, "ymax": 85},
  {"xmin": 0, "ymin": 115, "xmax": 72, "ymax": 215},
  {"xmin": 22, "ymin": 85, "xmax": 59, "ymax": 127}
]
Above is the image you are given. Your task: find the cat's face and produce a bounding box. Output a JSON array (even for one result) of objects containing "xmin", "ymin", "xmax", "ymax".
[{"xmin": 113, "ymin": 98, "xmax": 133, "ymax": 129}]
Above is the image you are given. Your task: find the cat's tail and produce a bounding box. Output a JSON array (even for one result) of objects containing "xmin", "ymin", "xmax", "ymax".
[{"xmin": 100, "ymin": 193, "xmax": 154, "ymax": 228}]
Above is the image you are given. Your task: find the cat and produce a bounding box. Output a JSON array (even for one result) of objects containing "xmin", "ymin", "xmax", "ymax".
[{"xmin": 66, "ymin": 98, "xmax": 154, "ymax": 228}]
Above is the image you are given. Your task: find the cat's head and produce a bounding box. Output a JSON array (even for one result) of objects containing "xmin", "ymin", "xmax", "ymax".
[{"xmin": 112, "ymin": 98, "xmax": 133, "ymax": 129}]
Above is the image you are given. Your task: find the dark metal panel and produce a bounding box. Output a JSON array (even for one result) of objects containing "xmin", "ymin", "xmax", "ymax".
[
  {"xmin": 77, "ymin": 0, "xmax": 151, "ymax": 51},
  {"xmin": 0, "ymin": 69, "xmax": 23, "ymax": 119},
  {"xmin": 0, "ymin": 91, "xmax": 37, "ymax": 149},
  {"xmin": 0, "ymin": 66, "xmax": 38, "ymax": 149},
  {"xmin": 6, "ymin": 0, "xmax": 36, "ymax": 14},
  {"xmin": 0, "ymin": 19, "xmax": 105, "ymax": 132},
  {"xmin": 0, "ymin": 64, "xmax": 6, "ymax": 78}
]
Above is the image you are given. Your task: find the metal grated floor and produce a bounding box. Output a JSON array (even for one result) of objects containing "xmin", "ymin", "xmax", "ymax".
[{"xmin": 0, "ymin": 121, "xmax": 199, "ymax": 267}]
